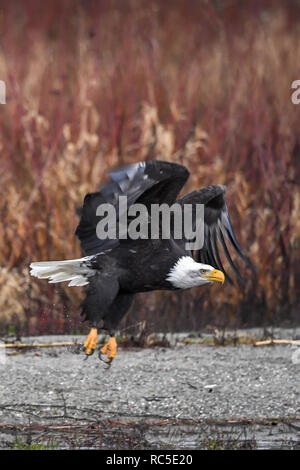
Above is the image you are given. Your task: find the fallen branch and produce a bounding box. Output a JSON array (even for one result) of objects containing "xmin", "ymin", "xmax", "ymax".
[
  {"xmin": 0, "ymin": 342, "xmax": 78, "ymax": 349},
  {"xmin": 254, "ymin": 339, "xmax": 300, "ymax": 347}
]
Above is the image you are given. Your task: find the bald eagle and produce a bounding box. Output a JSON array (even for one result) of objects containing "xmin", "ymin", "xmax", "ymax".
[{"xmin": 30, "ymin": 161, "xmax": 253, "ymax": 364}]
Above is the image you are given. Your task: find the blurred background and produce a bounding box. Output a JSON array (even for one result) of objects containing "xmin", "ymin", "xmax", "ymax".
[{"xmin": 0, "ymin": 0, "xmax": 299, "ymax": 336}]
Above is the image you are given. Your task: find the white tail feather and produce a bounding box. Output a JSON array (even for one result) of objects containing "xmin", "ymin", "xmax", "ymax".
[{"xmin": 29, "ymin": 256, "xmax": 95, "ymax": 287}]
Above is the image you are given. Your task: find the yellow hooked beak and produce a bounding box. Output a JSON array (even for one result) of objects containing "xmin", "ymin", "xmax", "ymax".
[{"xmin": 203, "ymin": 269, "xmax": 225, "ymax": 284}]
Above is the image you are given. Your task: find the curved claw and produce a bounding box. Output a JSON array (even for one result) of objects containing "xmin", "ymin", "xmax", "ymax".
[
  {"xmin": 83, "ymin": 346, "xmax": 95, "ymax": 357},
  {"xmin": 98, "ymin": 336, "xmax": 117, "ymax": 367},
  {"xmin": 99, "ymin": 351, "xmax": 111, "ymax": 363},
  {"xmin": 83, "ymin": 352, "xmax": 90, "ymax": 361},
  {"xmin": 99, "ymin": 351, "xmax": 113, "ymax": 368}
]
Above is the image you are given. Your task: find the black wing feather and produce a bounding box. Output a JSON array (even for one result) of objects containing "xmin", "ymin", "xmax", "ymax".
[
  {"xmin": 75, "ymin": 160, "xmax": 189, "ymax": 255},
  {"xmin": 210, "ymin": 226, "xmax": 234, "ymax": 285},
  {"xmin": 177, "ymin": 185, "xmax": 254, "ymax": 284},
  {"xmin": 216, "ymin": 225, "xmax": 245, "ymax": 284}
]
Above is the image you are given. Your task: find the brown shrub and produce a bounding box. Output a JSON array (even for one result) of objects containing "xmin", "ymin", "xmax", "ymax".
[{"xmin": 0, "ymin": 0, "xmax": 299, "ymax": 334}]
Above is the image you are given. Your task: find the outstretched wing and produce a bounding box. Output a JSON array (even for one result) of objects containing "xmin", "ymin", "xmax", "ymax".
[
  {"xmin": 75, "ymin": 160, "xmax": 189, "ymax": 255},
  {"xmin": 177, "ymin": 185, "xmax": 254, "ymax": 285}
]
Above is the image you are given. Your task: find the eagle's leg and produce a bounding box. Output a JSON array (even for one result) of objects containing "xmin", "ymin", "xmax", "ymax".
[
  {"xmin": 98, "ymin": 294, "xmax": 134, "ymax": 366},
  {"xmin": 83, "ymin": 327, "xmax": 98, "ymax": 356},
  {"xmin": 99, "ymin": 332, "xmax": 117, "ymax": 365}
]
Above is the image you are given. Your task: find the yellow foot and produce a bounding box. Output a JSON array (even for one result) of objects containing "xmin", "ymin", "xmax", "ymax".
[
  {"xmin": 83, "ymin": 328, "xmax": 98, "ymax": 355},
  {"xmin": 100, "ymin": 336, "xmax": 117, "ymax": 364}
]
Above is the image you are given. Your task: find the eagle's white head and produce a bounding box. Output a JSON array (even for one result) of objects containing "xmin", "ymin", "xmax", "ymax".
[{"xmin": 166, "ymin": 256, "xmax": 225, "ymax": 289}]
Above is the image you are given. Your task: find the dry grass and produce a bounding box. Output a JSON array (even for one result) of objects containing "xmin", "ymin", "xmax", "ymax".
[{"xmin": 0, "ymin": 0, "xmax": 299, "ymax": 334}]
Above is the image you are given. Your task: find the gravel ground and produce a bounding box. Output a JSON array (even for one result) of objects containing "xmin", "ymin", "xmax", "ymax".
[{"xmin": 0, "ymin": 330, "xmax": 299, "ymax": 449}]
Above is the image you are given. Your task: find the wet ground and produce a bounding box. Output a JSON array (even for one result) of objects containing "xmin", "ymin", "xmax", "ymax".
[{"xmin": 0, "ymin": 330, "xmax": 299, "ymax": 449}]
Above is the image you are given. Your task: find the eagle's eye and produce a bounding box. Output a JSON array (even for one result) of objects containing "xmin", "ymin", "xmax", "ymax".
[{"xmin": 200, "ymin": 269, "xmax": 208, "ymax": 275}]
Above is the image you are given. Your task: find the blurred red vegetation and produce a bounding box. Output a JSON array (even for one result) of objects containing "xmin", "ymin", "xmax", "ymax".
[{"xmin": 0, "ymin": 0, "xmax": 299, "ymax": 335}]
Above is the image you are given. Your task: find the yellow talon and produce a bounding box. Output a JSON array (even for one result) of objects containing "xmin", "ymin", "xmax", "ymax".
[
  {"xmin": 100, "ymin": 336, "xmax": 117, "ymax": 360},
  {"xmin": 83, "ymin": 327, "xmax": 98, "ymax": 355}
]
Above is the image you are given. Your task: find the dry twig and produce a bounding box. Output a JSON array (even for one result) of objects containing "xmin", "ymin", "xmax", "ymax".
[{"xmin": 254, "ymin": 339, "xmax": 300, "ymax": 347}]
